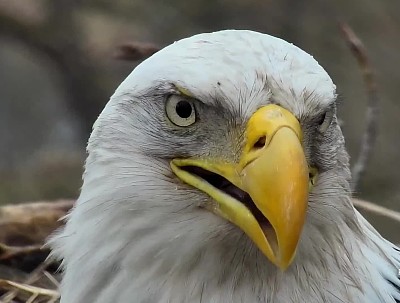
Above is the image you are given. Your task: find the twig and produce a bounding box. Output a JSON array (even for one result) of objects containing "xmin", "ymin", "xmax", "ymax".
[
  {"xmin": 26, "ymin": 292, "xmax": 38, "ymax": 303},
  {"xmin": 0, "ymin": 259, "xmax": 57, "ymax": 302},
  {"xmin": 0, "ymin": 199, "xmax": 74, "ymax": 246},
  {"xmin": 0, "ymin": 279, "xmax": 59, "ymax": 298},
  {"xmin": 353, "ymin": 199, "xmax": 400, "ymax": 223},
  {"xmin": 0, "ymin": 243, "xmax": 43, "ymax": 260},
  {"xmin": 339, "ymin": 22, "xmax": 379, "ymax": 191},
  {"xmin": 43, "ymin": 271, "xmax": 60, "ymax": 288},
  {"xmin": 115, "ymin": 41, "xmax": 161, "ymax": 61}
]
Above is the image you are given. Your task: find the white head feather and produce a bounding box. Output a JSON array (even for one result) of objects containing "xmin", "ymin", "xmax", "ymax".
[{"xmin": 50, "ymin": 30, "xmax": 400, "ymax": 303}]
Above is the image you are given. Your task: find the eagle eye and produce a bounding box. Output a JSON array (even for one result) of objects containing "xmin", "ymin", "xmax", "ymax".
[{"xmin": 166, "ymin": 95, "xmax": 196, "ymax": 126}]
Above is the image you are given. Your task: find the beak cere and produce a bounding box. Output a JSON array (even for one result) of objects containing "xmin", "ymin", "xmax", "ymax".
[{"xmin": 170, "ymin": 104, "xmax": 309, "ymax": 270}]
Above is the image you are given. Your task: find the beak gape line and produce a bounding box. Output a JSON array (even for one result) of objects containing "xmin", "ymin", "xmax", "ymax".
[{"xmin": 171, "ymin": 104, "xmax": 309, "ymax": 270}]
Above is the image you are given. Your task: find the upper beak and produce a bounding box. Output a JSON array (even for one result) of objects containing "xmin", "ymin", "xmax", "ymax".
[{"xmin": 171, "ymin": 104, "xmax": 310, "ymax": 270}]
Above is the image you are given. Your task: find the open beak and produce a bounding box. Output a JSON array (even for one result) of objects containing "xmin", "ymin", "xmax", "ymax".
[{"xmin": 170, "ymin": 104, "xmax": 309, "ymax": 270}]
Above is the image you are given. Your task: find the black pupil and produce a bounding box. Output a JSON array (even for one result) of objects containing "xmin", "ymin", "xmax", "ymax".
[{"xmin": 176, "ymin": 101, "xmax": 193, "ymax": 119}]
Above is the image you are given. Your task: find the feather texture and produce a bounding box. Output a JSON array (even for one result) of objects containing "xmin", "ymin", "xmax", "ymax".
[{"xmin": 49, "ymin": 30, "xmax": 400, "ymax": 303}]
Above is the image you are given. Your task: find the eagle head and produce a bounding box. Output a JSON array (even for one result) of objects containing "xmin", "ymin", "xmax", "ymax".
[{"xmin": 50, "ymin": 30, "xmax": 400, "ymax": 303}]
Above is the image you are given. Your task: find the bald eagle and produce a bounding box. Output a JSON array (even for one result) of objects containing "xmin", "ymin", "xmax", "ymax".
[{"xmin": 50, "ymin": 30, "xmax": 400, "ymax": 303}]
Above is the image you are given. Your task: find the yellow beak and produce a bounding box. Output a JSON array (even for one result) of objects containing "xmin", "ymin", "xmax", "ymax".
[{"xmin": 170, "ymin": 104, "xmax": 309, "ymax": 270}]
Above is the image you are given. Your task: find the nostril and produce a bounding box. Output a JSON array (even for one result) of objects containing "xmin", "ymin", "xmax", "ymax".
[{"xmin": 253, "ymin": 136, "xmax": 266, "ymax": 150}]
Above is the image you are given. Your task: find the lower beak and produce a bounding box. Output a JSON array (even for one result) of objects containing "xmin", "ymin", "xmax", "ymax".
[{"xmin": 171, "ymin": 104, "xmax": 309, "ymax": 270}]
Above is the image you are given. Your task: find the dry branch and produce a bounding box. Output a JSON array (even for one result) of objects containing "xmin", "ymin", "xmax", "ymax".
[
  {"xmin": 0, "ymin": 244, "xmax": 43, "ymax": 261},
  {"xmin": 339, "ymin": 22, "xmax": 379, "ymax": 191},
  {"xmin": 0, "ymin": 259, "xmax": 60, "ymax": 303},
  {"xmin": 0, "ymin": 279, "xmax": 59, "ymax": 302},
  {"xmin": 115, "ymin": 41, "xmax": 161, "ymax": 61},
  {"xmin": 0, "ymin": 200, "xmax": 74, "ymax": 246},
  {"xmin": 353, "ymin": 198, "xmax": 400, "ymax": 222},
  {"xmin": 0, "ymin": 200, "xmax": 70, "ymax": 303}
]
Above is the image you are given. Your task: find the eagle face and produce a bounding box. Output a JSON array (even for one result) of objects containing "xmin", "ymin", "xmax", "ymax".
[{"xmin": 51, "ymin": 30, "xmax": 400, "ymax": 303}]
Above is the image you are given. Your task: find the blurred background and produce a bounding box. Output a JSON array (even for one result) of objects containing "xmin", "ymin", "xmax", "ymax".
[{"xmin": 0, "ymin": 0, "xmax": 399, "ymax": 240}]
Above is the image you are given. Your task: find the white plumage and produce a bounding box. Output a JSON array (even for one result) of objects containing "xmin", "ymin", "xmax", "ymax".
[{"xmin": 50, "ymin": 30, "xmax": 400, "ymax": 303}]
